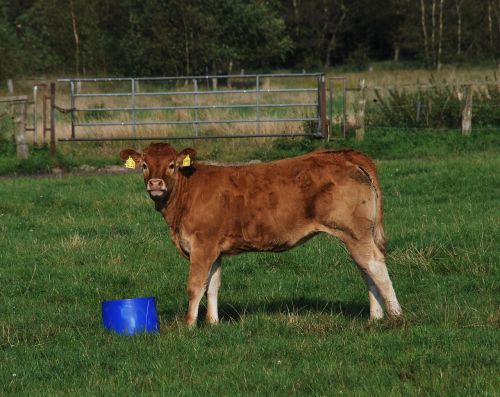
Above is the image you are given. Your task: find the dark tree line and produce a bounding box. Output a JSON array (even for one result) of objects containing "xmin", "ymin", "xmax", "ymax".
[{"xmin": 1, "ymin": 0, "xmax": 500, "ymax": 79}]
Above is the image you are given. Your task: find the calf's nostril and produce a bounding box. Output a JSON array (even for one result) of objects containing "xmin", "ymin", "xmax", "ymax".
[{"xmin": 148, "ymin": 179, "xmax": 165, "ymax": 190}]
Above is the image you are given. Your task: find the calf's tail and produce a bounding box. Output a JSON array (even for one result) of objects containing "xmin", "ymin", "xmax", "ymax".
[{"xmin": 346, "ymin": 151, "xmax": 386, "ymax": 255}]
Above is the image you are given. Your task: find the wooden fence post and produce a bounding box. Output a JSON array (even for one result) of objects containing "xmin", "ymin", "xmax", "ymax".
[
  {"xmin": 7, "ymin": 79, "xmax": 14, "ymax": 94},
  {"xmin": 15, "ymin": 99, "xmax": 29, "ymax": 160},
  {"xmin": 50, "ymin": 82, "xmax": 56, "ymax": 155},
  {"xmin": 319, "ymin": 75, "xmax": 328, "ymax": 138},
  {"xmin": 355, "ymin": 79, "xmax": 367, "ymax": 141},
  {"xmin": 461, "ymin": 84, "xmax": 472, "ymax": 136}
]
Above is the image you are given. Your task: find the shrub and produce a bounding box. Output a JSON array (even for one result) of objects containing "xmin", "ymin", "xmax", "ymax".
[
  {"xmin": 472, "ymin": 80, "xmax": 500, "ymax": 127},
  {"xmin": 366, "ymin": 84, "xmax": 461, "ymax": 129},
  {"xmin": 366, "ymin": 77, "xmax": 500, "ymax": 130},
  {"xmin": 0, "ymin": 112, "xmax": 15, "ymax": 154}
]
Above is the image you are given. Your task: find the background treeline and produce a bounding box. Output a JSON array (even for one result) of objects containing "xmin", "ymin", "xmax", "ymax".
[{"xmin": 1, "ymin": 0, "xmax": 500, "ymax": 79}]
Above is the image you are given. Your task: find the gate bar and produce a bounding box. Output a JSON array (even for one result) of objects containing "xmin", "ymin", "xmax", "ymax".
[
  {"xmin": 57, "ymin": 72, "xmax": 323, "ymax": 83},
  {"xmin": 74, "ymin": 117, "xmax": 318, "ymax": 127},
  {"xmin": 72, "ymin": 88, "xmax": 318, "ymax": 98},
  {"xmin": 58, "ymin": 132, "xmax": 323, "ymax": 142},
  {"xmin": 77, "ymin": 103, "xmax": 318, "ymax": 112}
]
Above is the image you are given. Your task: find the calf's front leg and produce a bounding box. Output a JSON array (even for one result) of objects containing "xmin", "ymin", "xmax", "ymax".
[{"xmin": 185, "ymin": 250, "xmax": 220, "ymax": 328}]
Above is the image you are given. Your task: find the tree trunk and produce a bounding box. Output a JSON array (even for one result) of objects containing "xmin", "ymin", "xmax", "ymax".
[
  {"xmin": 431, "ymin": 0, "xmax": 437, "ymax": 67},
  {"xmin": 494, "ymin": 1, "xmax": 500, "ymax": 52},
  {"xmin": 323, "ymin": 2, "xmax": 347, "ymax": 68},
  {"xmin": 292, "ymin": 0, "xmax": 300, "ymax": 37},
  {"xmin": 394, "ymin": 46, "xmax": 400, "ymax": 62},
  {"xmin": 488, "ymin": 2, "xmax": 493, "ymax": 51},
  {"xmin": 420, "ymin": 0, "xmax": 430, "ymax": 64},
  {"xmin": 320, "ymin": 0, "xmax": 329, "ymax": 66},
  {"xmin": 437, "ymin": 0, "xmax": 444, "ymax": 70},
  {"xmin": 69, "ymin": 0, "xmax": 80, "ymax": 78},
  {"xmin": 181, "ymin": 10, "xmax": 190, "ymax": 75},
  {"xmin": 456, "ymin": 0, "xmax": 463, "ymax": 56}
]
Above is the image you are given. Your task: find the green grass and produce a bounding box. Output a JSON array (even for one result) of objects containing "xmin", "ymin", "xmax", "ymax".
[
  {"xmin": 1, "ymin": 128, "xmax": 498, "ymax": 175},
  {"xmin": 0, "ymin": 143, "xmax": 499, "ymax": 395}
]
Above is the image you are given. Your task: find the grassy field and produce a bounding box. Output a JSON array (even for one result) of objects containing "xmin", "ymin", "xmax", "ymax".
[{"xmin": 0, "ymin": 136, "xmax": 498, "ymax": 396}]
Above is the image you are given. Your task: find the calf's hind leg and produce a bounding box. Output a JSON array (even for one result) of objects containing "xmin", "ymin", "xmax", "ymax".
[
  {"xmin": 348, "ymin": 238, "xmax": 402, "ymax": 319},
  {"xmin": 360, "ymin": 271, "xmax": 385, "ymax": 320}
]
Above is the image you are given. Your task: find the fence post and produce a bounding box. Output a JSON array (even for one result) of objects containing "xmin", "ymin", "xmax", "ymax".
[
  {"xmin": 256, "ymin": 75, "xmax": 261, "ymax": 135},
  {"xmin": 7, "ymin": 79, "xmax": 14, "ymax": 94},
  {"xmin": 15, "ymin": 99, "xmax": 29, "ymax": 160},
  {"xmin": 50, "ymin": 82, "xmax": 56, "ymax": 155},
  {"xmin": 415, "ymin": 100, "xmax": 422, "ymax": 128},
  {"xmin": 33, "ymin": 85, "xmax": 38, "ymax": 146},
  {"xmin": 328, "ymin": 79, "xmax": 333, "ymax": 140},
  {"xmin": 355, "ymin": 79, "xmax": 367, "ymax": 141},
  {"xmin": 193, "ymin": 79, "xmax": 199, "ymax": 137},
  {"xmin": 319, "ymin": 75, "xmax": 328, "ymax": 138},
  {"xmin": 341, "ymin": 78, "xmax": 347, "ymax": 139},
  {"xmin": 461, "ymin": 84, "xmax": 472, "ymax": 136},
  {"xmin": 131, "ymin": 78, "xmax": 136, "ymax": 137},
  {"xmin": 70, "ymin": 81, "xmax": 75, "ymax": 139}
]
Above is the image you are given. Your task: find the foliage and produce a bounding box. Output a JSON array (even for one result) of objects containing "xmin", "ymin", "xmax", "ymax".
[
  {"xmin": 366, "ymin": 78, "xmax": 500, "ymax": 129},
  {"xmin": 2, "ymin": 0, "xmax": 500, "ymax": 78},
  {"xmin": 367, "ymin": 85, "xmax": 462, "ymax": 129},
  {"xmin": 0, "ymin": 1, "xmax": 19, "ymax": 80},
  {"xmin": 0, "ymin": 111, "xmax": 15, "ymax": 154},
  {"xmin": 0, "ymin": 0, "xmax": 291, "ymax": 78},
  {"xmin": 473, "ymin": 79, "xmax": 500, "ymax": 127},
  {"xmin": 0, "ymin": 151, "xmax": 498, "ymax": 395}
]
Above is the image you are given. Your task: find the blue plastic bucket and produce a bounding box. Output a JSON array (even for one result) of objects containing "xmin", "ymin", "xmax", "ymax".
[{"xmin": 101, "ymin": 297, "xmax": 159, "ymax": 335}]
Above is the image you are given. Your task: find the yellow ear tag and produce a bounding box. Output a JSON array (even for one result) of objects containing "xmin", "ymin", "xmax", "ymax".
[
  {"xmin": 182, "ymin": 154, "xmax": 191, "ymax": 167},
  {"xmin": 124, "ymin": 156, "xmax": 136, "ymax": 169}
]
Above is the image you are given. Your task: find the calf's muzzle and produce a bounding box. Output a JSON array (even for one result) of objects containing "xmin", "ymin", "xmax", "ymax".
[{"xmin": 147, "ymin": 178, "xmax": 167, "ymax": 197}]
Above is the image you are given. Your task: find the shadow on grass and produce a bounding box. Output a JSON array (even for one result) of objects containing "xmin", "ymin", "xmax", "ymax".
[
  {"xmin": 158, "ymin": 299, "xmax": 412, "ymax": 331},
  {"xmin": 162, "ymin": 298, "xmax": 369, "ymax": 326},
  {"xmin": 217, "ymin": 298, "xmax": 369, "ymax": 322}
]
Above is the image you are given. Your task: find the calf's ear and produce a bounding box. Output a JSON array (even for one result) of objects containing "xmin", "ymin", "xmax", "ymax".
[
  {"xmin": 176, "ymin": 148, "xmax": 197, "ymax": 169},
  {"xmin": 119, "ymin": 149, "xmax": 142, "ymax": 168}
]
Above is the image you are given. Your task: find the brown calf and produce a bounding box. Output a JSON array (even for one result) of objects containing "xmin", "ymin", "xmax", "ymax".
[{"xmin": 120, "ymin": 143, "xmax": 402, "ymax": 327}]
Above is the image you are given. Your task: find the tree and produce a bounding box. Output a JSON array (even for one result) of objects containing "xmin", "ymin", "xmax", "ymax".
[
  {"xmin": 0, "ymin": 0, "xmax": 21, "ymax": 79},
  {"xmin": 2, "ymin": 0, "xmax": 500, "ymax": 79}
]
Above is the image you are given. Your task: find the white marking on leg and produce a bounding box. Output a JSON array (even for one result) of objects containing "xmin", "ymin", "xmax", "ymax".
[
  {"xmin": 186, "ymin": 287, "xmax": 205, "ymax": 328},
  {"xmin": 367, "ymin": 259, "xmax": 402, "ymax": 317},
  {"xmin": 365, "ymin": 275, "xmax": 385, "ymax": 320},
  {"xmin": 206, "ymin": 259, "xmax": 221, "ymax": 324}
]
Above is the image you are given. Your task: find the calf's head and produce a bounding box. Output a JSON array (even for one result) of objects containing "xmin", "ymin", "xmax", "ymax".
[{"xmin": 120, "ymin": 143, "xmax": 196, "ymax": 207}]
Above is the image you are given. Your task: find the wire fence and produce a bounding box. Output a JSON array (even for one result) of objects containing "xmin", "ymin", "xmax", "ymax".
[
  {"xmin": 329, "ymin": 80, "xmax": 500, "ymax": 136},
  {"xmin": 3, "ymin": 76, "xmax": 499, "ymax": 154}
]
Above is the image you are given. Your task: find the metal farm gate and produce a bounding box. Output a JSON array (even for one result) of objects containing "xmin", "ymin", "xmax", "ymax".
[{"xmin": 57, "ymin": 73, "xmax": 328, "ymax": 142}]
